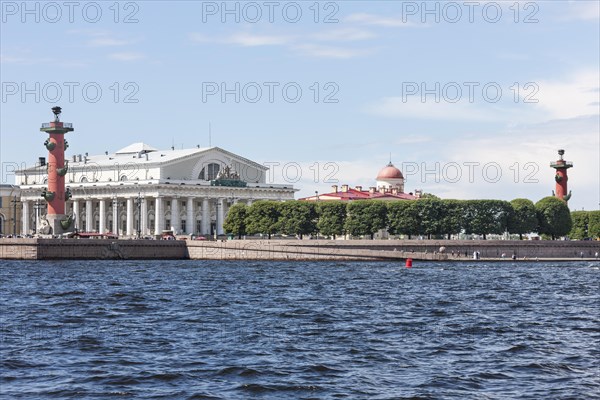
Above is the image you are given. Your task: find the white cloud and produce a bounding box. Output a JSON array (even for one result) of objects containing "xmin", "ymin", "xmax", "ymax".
[
  {"xmin": 366, "ymin": 97, "xmax": 499, "ymax": 121},
  {"xmin": 0, "ymin": 52, "xmax": 87, "ymax": 67},
  {"xmin": 108, "ymin": 52, "xmax": 145, "ymax": 61},
  {"xmin": 188, "ymin": 26, "xmax": 377, "ymax": 58},
  {"xmin": 366, "ymin": 70, "xmax": 600, "ymax": 123},
  {"xmin": 190, "ymin": 31, "xmax": 292, "ymax": 46},
  {"xmin": 532, "ymin": 70, "xmax": 600, "ymax": 119},
  {"xmin": 88, "ymin": 37, "xmax": 133, "ymax": 47},
  {"xmin": 293, "ymin": 44, "xmax": 371, "ymax": 59},
  {"xmin": 68, "ymin": 30, "xmax": 138, "ymax": 47},
  {"xmin": 226, "ymin": 33, "xmax": 292, "ymax": 47},
  {"xmin": 564, "ymin": 1, "xmax": 600, "ymax": 21},
  {"xmin": 310, "ymin": 28, "xmax": 376, "ymax": 42},
  {"xmin": 345, "ymin": 13, "xmax": 421, "ymax": 28}
]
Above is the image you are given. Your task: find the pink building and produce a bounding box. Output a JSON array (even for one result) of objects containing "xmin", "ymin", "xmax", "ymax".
[{"xmin": 300, "ymin": 162, "xmax": 421, "ymax": 202}]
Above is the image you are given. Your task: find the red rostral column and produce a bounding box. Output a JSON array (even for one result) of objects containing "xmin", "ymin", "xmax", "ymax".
[
  {"xmin": 40, "ymin": 107, "xmax": 74, "ymax": 222},
  {"xmin": 550, "ymin": 149, "xmax": 573, "ymax": 202}
]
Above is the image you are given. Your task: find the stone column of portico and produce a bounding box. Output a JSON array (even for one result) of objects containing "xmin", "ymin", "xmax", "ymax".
[
  {"xmin": 22, "ymin": 201, "xmax": 30, "ymax": 235},
  {"xmin": 112, "ymin": 198, "xmax": 118, "ymax": 235},
  {"xmin": 154, "ymin": 197, "xmax": 164, "ymax": 235},
  {"xmin": 140, "ymin": 197, "xmax": 148, "ymax": 235},
  {"xmin": 126, "ymin": 197, "xmax": 134, "ymax": 236},
  {"xmin": 98, "ymin": 199, "xmax": 106, "ymax": 234},
  {"xmin": 85, "ymin": 199, "xmax": 93, "ymax": 232},
  {"xmin": 217, "ymin": 198, "xmax": 224, "ymax": 235},
  {"xmin": 201, "ymin": 198, "xmax": 210, "ymax": 235},
  {"xmin": 171, "ymin": 196, "xmax": 180, "ymax": 234},
  {"xmin": 186, "ymin": 197, "xmax": 195, "ymax": 235},
  {"xmin": 72, "ymin": 200, "xmax": 80, "ymax": 230}
]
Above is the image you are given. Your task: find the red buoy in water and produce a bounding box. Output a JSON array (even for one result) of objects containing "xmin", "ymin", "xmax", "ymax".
[{"xmin": 406, "ymin": 258, "xmax": 413, "ymax": 268}]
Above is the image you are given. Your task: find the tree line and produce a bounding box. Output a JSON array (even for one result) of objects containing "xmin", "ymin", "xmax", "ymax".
[
  {"xmin": 569, "ymin": 210, "xmax": 600, "ymax": 240},
  {"xmin": 224, "ymin": 196, "xmax": 581, "ymax": 240}
]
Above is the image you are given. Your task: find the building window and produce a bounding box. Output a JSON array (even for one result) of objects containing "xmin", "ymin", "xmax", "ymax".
[
  {"xmin": 196, "ymin": 220, "xmax": 202, "ymax": 234},
  {"xmin": 0, "ymin": 215, "xmax": 4, "ymax": 234},
  {"xmin": 181, "ymin": 220, "xmax": 186, "ymax": 233},
  {"xmin": 199, "ymin": 163, "xmax": 220, "ymax": 180},
  {"xmin": 166, "ymin": 201, "xmax": 171, "ymax": 207},
  {"xmin": 0, "ymin": 198, "xmax": 3, "ymax": 208},
  {"xmin": 166, "ymin": 219, "xmax": 171, "ymax": 230}
]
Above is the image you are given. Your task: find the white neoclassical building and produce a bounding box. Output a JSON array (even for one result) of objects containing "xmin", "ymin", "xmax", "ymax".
[{"xmin": 16, "ymin": 143, "xmax": 296, "ymax": 236}]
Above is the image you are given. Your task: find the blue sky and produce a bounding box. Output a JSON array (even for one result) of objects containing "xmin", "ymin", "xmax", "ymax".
[{"xmin": 1, "ymin": 1, "xmax": 599, "ymax": 209}]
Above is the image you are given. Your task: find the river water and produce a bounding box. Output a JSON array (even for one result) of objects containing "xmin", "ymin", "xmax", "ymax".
[{"xmin": 1, "ymin": 260, "xmax": 599, "ymax": 399}]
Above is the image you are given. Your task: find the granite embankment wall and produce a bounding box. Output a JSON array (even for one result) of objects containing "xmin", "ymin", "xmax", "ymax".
[
  {"xmin": 0, "ymin": 238, "xmax": 187, "ymax": 260},
  {"xmin": 0, "ymin": 238, "xmax": 598, "ymax": 261}
]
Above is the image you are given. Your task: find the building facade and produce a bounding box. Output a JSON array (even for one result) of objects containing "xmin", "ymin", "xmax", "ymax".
[
  {"xmin": 16, "ymin": 143, "xmax": 296, "ymax": 236},
  {"xmin": 300, "ymin": 162, "xmax": 421, "ymax": 201},
  {"xmin": 0, "ymin": 185, "xmax": 21, "ymax": 236}
]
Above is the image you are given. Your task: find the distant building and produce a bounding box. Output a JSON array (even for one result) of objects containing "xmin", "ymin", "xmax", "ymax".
[
  {"xmin": 300, "ymin": 162, "xmax": 421, "ymax": 201},
  {"xmin": 16, "ymin": 143, "xmax": 296, "ymax": 236},
  {"xmin": 0, "ymin": 185, "xmax": 21, "ymax": 236}
]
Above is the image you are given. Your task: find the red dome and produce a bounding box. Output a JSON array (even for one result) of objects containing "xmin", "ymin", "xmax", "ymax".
[{"xmin": 376, "ymin": 163, "xmax": 403, "ymax": 180}]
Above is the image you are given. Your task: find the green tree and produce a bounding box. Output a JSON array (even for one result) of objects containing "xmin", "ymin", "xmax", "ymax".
[
  {"xmin": 462, "ymin": 200, "xmax": 512, "ymax": 239},
  {"xmin": 569, "ymin": 211, "xmax": 588, "ymax": 240},
  {"xmin": 508, "ymin": 198, "xmax": 538, "ymax": 240},
  {"xmin": 419, "ymin": 193, "xmax": 440, "ymax": 199},
  {"xmin": 535, "ymin": 196, "xmax": 572, "ymax": 240},
  {"xmin": 278, "ymin": 201, "xmax": 317, "ymax": 239},
  {"xmin": 223, "ymin": 203, "xmax": 247, "ymax": 239},
  {"xmin": 587, "ymin": 210, "xmax": 600, "ymax": 239},
  {"xmin": 345, "ymin": 201, "xmax": 388, "ymax": 239},
  {"xmin": 439, "ymin": 199, "xmax": 464, "ymax": 239},
  {"xmin": 415, "ymin": 199, "xmax": 445, "ymax": 239},
  {"xmin": 387, "ymin": 201, "xmax": 419, "ymax": 239},
  {"xmin": 245, "ymin": 200, "xmax": 281, "ymax": 239},
  {"xmin": 316, "ymin": 201, "xmax": 347, "ymax": 239}
]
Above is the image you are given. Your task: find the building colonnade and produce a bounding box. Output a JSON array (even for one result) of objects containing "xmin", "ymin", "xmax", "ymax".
[{"xmin": 21, "ymin": 194, "xmax": 255, "ymax": 237}]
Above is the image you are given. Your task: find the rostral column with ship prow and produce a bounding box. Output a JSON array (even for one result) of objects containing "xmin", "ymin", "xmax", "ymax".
[
  {"xmin": 550, "ymin": 149, "xmax": 573, "ymax": 202},
  {"xmin": 39, "ymin": 106, "xmax": 75, "ymax": 235}
]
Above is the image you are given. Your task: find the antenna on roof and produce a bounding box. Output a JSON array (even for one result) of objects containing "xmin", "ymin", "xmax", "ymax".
[
  {"xmin": 389, "ymin": 152, "xmax": 392, "ymax": 164},
  {"xmin": 209, "ymin": 122, "xmax": 212, "ymax": 147}
]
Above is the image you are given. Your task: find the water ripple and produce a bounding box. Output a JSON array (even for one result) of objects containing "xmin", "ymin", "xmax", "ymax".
[{"xmin": 1, "ymin": 260, "xmax": 599, "ymax": 399}]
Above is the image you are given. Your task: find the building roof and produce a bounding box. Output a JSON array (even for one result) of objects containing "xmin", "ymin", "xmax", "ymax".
[
  {"xmin": 300, "ymin": 187, "xmax": 417, "ymax": 201},
  {"xmin": 376, "ymin": 162, "xmax": 404, "ymax": 180},
  {"xmin": 115, "ymin": 142, "xmax": 158, "ymax": 154},
  {"xmin": 18, "ymin": 144, "xmax": 269, "ymax": 172}
]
